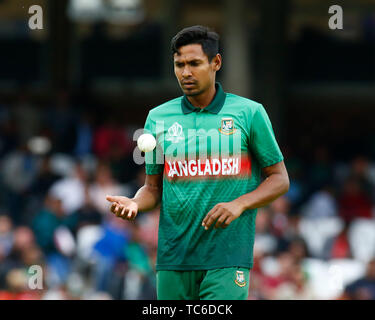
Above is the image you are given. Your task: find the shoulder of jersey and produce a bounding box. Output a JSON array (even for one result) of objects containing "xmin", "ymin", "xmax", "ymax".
[
  {"xmin": 225, "ymin": 93, "xmax": 263, "ymax": 113},
  {"xmin": 148, "ymin": 96, "xmax": 183, "ymax": 116}
]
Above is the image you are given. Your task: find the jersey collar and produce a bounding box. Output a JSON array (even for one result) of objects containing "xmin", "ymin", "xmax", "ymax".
[{"xmin": 181, "ymin": 82, "xmax": 226, "ymax": 114}]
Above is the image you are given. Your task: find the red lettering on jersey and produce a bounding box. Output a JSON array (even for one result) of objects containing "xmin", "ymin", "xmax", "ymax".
[{"xmin": 164, "ymin": 155, "xmax": 251, "ymax": 181}]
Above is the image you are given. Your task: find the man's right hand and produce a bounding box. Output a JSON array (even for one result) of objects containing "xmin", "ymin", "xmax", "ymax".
[{"xmin": 106, "ymin": 195, "xmax": 139, "ymax": 221}]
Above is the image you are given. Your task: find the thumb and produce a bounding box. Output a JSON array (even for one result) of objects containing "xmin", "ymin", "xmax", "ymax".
[{"xmin": 106, "ymin": 195, "xmax": 122, "ymax": 203}]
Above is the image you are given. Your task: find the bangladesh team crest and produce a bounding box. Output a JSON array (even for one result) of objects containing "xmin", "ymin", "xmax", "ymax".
[
  {"xmin": 234, "ymin": 270, "xmax": 246, "ymax": 287},
  {"xmin": 219, "ymin": 117, "xmax": 236, "ymax": 135}
]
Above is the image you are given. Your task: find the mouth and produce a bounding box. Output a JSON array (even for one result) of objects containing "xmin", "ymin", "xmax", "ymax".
[{"xmin": 182, "ymin": 81, "xmax": 196, "ymax": 89}]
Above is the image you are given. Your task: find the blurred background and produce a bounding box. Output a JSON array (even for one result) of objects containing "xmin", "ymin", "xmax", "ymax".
[{"xmin": 0, "ymin": 0, "xmax": 374, "ymax": 300}]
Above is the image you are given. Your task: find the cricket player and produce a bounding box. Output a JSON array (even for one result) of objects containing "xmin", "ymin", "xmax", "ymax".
[{"xmin": 106, "ymin": 25, "xmax": 289, "ymax": 300}]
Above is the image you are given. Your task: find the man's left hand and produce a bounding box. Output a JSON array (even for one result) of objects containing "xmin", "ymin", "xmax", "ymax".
[{"xmin": 202, "ymin": 201, "xmax": 244, "ymax": 230}]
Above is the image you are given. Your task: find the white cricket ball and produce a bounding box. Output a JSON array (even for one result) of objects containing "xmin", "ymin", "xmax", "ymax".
[{"xmin": 137, "ymin": 133, "xmax": 156, "ymax": 152}]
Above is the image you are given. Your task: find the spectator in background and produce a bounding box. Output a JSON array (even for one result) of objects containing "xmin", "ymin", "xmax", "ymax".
[
  {"xmin": 0, "ymin": 214, "xmax": 14, "ymax": 290},
  {"xmin": 272, "ymin": 259, "xmax": 314, "ymax": 300},
  {"xmin": 1, "ymin": 142, "xmax": 41, "ymax": 224},
  {"xmin": 92, "ymin": 114, "xmax": 135, "ymax": 182},
  {"xmin": 135, "ymin": 208, "xmax": 159, "ymax": 257},
  {"xmin": 260, "ymin": 251, "xmax": 314, "ymax": 300},
  {"xmin": 11, "ymin": 90, "xmax": 41, "ymax": 145},
  {"xmin": 302, "ymin": 185, "xmax": 337, "ymax": 219},
  {"xmin": 308, "ymin": 146, "xmax": 333, "ymax": 193},
  {"xmin": 74, "ymin": 110, "xmax": 94, "ymax": 158},
  {"xmin": 322, "ymin": 220, "xmax": 352, "ymax": 260},
  {"xmin": 287, "ymin": 237, "xmax": 309, "ymax": 263},
  {"xmin": 268, "ymin": 196, "xmax": 301, "ymax": 253},
  {"xmin": 48, "ymin": 161, "xmax": 88, "ymax": 215},
  {"xmin": 350, "ymin": 155, "xmax": 375, "ymax": 200},
  {"xmin": 89, "ymin": 162, "xmax": 125, "ymax": 217},
  {"xmin": 283, "ymin": 146, "xmax": 305, "ymax": 208},
  {"xmin": 253, "ymin": 208, "xmax": 278, "ymax": 257},
  {"xmin": 3, "ymin": 243, "xmax": 45, "ymax": 300},
  {"xmin": 32, "ymin": 194, "xmax": 77, "ymax": 286},
  {"xmin": 342, "ymin": 259, "xmax": 375, "ymax": 300},
  {"xmin": 25, "ymin": 156, "xmax": 62, "ymax": 223},
  {"xmin": 269, "ymin": 196, "xmax": 291, "ymax": 239},
  {"xmin": 0, "ymin": 226, "xmax": 44, "ymax": 296},
  {"xmin": 45, "ymin": 90, "xmax": 77, "ymax": 154},
  {"xmin": 91, "ymin": 214, "xmax": 131, "ymax": 297},
  {"xmin": 6, "ymin": 226, "xmax": 37, "ymax": 265},
  {"xmin": 338, "ymin": 177, "xmax": 372, "ymax": 223},
  {"xmin": 0, "ymin": 268, "xmax": 41, "ymax": 300},
  {"xmin": 0, "ymin": 215, "xmax": 13, "ymax": 260},
  {"xmin": 124, "ymin": 220, "xmax": 157, "ymax": 300},
  {"xmin": 92, "ymin": 115, "xmax": 132, "ymax": 160},
  {"xmin": 259, "ymin": 251, "xmax": 296, "ymax": 299},
  {"xmin": 1, "ymin": 142, "xmax": 40, "ymax": 195},
  {"xmin": 249, "ymin": 208, "xmax": 278, "ymax": 299},
  {"xmin": 74, "ymin": 185, "xmax": 103, "ymax": 231}
]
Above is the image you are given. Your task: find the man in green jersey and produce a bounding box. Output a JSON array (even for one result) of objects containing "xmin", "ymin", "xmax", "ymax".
[{"xmin": 106, "ymin": 25, "xmax": 289, "ymax": 300}]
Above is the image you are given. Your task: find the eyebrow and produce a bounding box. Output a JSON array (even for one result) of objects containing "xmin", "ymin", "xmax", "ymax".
[{"xmin": 174, "ymin": 59, "xmax": 202, "ymax": 64}]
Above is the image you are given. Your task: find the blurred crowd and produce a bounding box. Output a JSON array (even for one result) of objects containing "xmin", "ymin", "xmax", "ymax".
[
  {"xmin": 0, "ymin": 90, "xmax": 157, "ymax": 299},
  {"xmin": 0, "ymin": 90, "xmax": 375, "ymax": 300},
  {"xmin": 250, "ymin": 147, "xmax": 375, "ymax": 300}
]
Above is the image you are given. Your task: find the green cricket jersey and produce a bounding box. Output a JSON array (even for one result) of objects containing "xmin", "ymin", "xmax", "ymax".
[{"xmin": 144, "ymin": 83, "xmax": 283, "ymax": 271}]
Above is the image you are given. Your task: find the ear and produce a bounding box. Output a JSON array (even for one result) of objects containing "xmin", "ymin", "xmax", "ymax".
[{"xmin": 212, "ymin": 54, "xmax": 222, "ymax": 72}]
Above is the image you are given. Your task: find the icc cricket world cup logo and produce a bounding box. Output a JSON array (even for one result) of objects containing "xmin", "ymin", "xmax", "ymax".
[{"xmin": 166, "ymin": 122, "xmax": 185, "ymax": 143}]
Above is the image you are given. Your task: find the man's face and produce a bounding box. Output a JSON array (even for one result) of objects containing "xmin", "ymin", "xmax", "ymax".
[{"xmin": 174, "ymin": 44, "xmax": 221, "ymax": 97}]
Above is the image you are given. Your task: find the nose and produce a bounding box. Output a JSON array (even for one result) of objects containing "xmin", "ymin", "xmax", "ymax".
[{"xmin": 182, "ymin": 66, "xmax": 192, "ymax": 78}]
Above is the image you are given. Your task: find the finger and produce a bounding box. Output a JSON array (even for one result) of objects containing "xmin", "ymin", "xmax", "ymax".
[
  {"xmin": 220, "ymin": 217, "xmax": 231, "ymax": 228},
  {"xmin": 106, "ymin": 195, "xmax": 122, "ymax": 203},
  {"xmin": 127, "ymin": 210, "xmax": 135, "ymax": 220},
  {"xmin": 115, "ymin": 205, "xmax": 123, "ymax": 216},
  {"xmin": 221, "ymin": 215, "xmax": 235, "ymax": 228},
  {"xmin": 202, "ymin": 205, "xmax": 219, "ymax": 227},
  {"xmin": 214, "ymin": 214, "xmax": 228, "ymax": 229},
  {"xmin": 130, "ymin": 210, "xmax": 139, "ymax": 221},
  {"xmin": 110, "ymin": 203, "xmax": 117, "ymax": 213},
  {"xmin": 131, "ymin": 211, "xmax": 138, "ymax": 221},
  {"xmin": 113, "ymin": 204, "xmax": 119, "ymax": 214},
  {"xmin": 204, "ymin": 210, "xmax": 222, "ymax": 230},
  {"xmin": 120, "ymin": 207, "xmax": 130, "ymax": 218},
  {"xmin": 119, "ymin": 207, "xmax": 128, "ymax": 218}
]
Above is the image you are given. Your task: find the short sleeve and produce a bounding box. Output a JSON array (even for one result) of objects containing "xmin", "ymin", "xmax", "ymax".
[
  {"xmin": 144, "ymin": 113, "xmax": 164, "ymax": 175},
  {"xmin": 249, "ymin": 104, "xmax": 284, "ymax": 168}
]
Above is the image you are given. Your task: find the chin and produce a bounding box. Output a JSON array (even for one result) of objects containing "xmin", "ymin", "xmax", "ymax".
[{"xmin": 183, "ymin": 88, "xmax": 202, "ymax": 97}]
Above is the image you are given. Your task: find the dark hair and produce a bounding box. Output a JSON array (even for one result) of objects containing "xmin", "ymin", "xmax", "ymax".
[{"xmin": 171, "ymin": 25, "xmax": 220, "ymax": 61}]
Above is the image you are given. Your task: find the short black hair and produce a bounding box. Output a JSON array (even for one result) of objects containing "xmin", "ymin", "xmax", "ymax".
[{"xmin": 171, "ymin": 25, "xmax": 220, "ymax": 61}]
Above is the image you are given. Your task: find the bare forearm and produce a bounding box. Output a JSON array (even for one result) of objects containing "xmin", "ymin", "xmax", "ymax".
[
  {"xmin": 132, "ymin": 185, "xmax": 162, "ymax": 212},
  {"xmin": 201, "ymin": 161, "xmax": 289, "ymax": 230},
  {"xmin": 234, "ymin": 173, "xmax": 289, "ymax": 212}
]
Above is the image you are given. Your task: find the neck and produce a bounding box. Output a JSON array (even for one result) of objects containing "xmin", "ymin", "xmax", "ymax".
[{"xmin": 187, "ymin": 83, "xmax": 216, "ymax": 109}]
